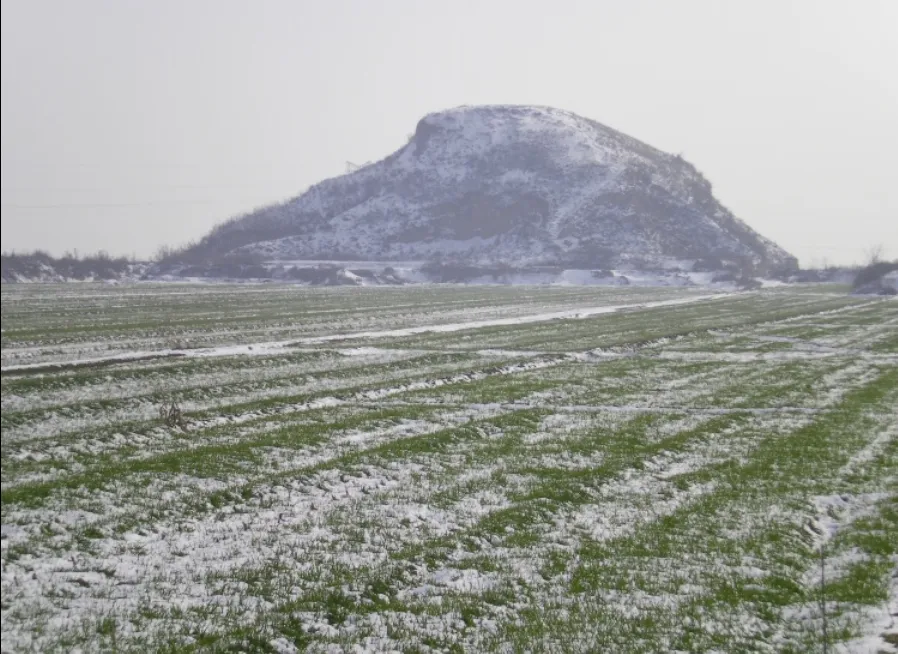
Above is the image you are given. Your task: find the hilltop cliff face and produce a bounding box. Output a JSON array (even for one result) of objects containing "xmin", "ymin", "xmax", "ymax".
[{"xmin": 188, "ymin": 105, "xmax": 796, "ymax": 272}]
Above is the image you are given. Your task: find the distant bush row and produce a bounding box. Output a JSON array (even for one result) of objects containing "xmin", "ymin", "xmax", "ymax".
[
  {"xmin": 1, "ymin": 250, "xmax": 132, "ymax": 281},
  {"xmin": 852, "ymin": 260, "xmax": 898, "ymax": 292},
  {"xmin": 2, "ymin": 249, "xmax": 131, "ymax": 263}
]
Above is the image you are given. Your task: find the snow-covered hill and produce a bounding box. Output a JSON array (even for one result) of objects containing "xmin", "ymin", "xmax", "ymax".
[{"xmin": 185, "ymin": 105, "xmax": 797, "ymax": 271}]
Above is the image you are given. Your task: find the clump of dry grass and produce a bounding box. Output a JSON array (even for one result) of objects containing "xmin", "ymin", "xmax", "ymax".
[{"xmin": 158, "ymin": 400, "xmax": 187, "ymax": 428}]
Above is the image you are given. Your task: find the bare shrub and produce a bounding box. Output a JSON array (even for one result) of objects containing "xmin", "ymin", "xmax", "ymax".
[
  {"xmin": 158, "ymin": 400, "xmax": 187, "ymax": 428},
  {"xmin": 852, "ymin": 260, "xmax": 898, "ymax": 291}
]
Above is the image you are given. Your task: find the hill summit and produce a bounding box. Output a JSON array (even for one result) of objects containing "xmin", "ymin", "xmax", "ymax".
[{"xmin": 187, "ymin": 105, "xmax": 796, "ymax": 272}]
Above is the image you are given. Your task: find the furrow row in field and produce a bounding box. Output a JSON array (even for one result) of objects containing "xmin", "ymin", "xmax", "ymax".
[
  {"xmin": 354, "ymin": 295, "xmax": 872, "ymax": 352},
  {"xmin": 2, "ymin": 286, "xmax": 697, "ymax": 360},
  {"xmin": 355, "ymin": 368, "xmax": 898, "ymax": 653},
  {"xmin": 0, "ymin": 352, "xmax": 519, "ymax": 445},
  {"xmin": 3, "ymin": 350, "xmax": 874, "ymax": 493},
  {"xmin": 5, "ymin": 361, "xmax": 892, "ymax": 651},
  {"xmin": 72, "ymin": 369, "xmax": 892, "ymax": 653},
  {"xmin": 0, "ymin": 290, "xmax": 715, "ymax": 372},
  {"xmin": 2, "ymin": 285, "xmax": 894, "ymax": 653},
  {"xmin": 0, "ymin": 406, "xmax": 734, "ymax": 651},
  {"xmin": 0, "ymin": 356, "xmax": 567, "ymax": 490},
  {"xmin": 0, "ymin": 349, "xmax": 427, "ymax": 412}
]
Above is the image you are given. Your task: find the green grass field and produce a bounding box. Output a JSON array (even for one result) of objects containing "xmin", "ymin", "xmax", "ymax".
[{"xmin": 1, "ymin": 283, "xmax": 895, "ymax": 653}]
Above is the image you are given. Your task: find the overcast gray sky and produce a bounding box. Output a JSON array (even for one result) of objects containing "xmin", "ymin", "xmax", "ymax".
[{"xmin": 1, "ymin": 0, "xmax": 896, "ymax": 266}]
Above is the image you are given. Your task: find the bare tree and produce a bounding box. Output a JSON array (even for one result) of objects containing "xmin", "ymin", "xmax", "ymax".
[{"xmin": 864, "ymin": 244, "xmax": 884, "ymax": 266}]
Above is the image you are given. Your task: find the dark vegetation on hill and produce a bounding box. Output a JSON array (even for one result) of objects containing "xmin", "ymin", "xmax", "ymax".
[
  {"xmin": 851, "ymin": 260, "xmax": 898, "ymax": 295},
  {"xmin": 152, "ymin": 243, "xmax": 267, "ymax": 278}
]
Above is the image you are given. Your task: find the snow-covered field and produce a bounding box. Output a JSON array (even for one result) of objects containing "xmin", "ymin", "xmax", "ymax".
[{"xmin": 1, "ymin": 283, "xmax": 896, "ymax": 653}]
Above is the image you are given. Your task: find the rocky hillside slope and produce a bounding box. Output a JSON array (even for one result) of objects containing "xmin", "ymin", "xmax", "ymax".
[{"xmin": 174, "ymin": 106, "xmax": 797, "ymax": 272}]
